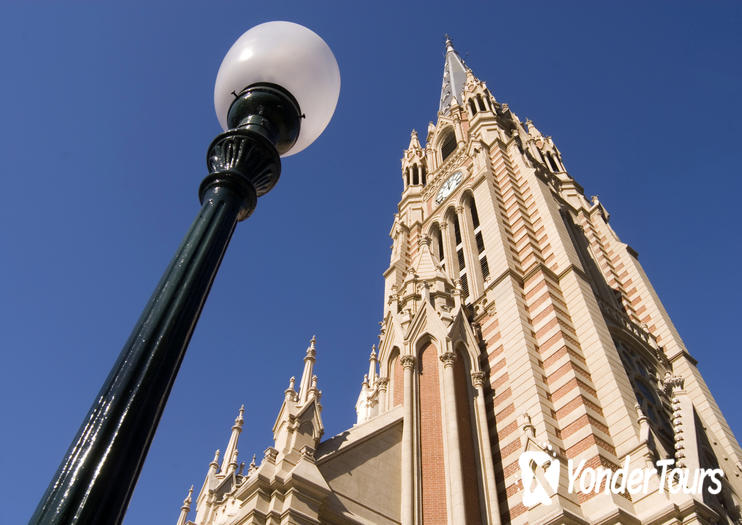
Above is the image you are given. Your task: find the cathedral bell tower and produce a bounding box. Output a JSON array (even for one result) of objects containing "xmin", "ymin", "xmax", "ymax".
[
  {"xmin": 176, "ymin": 37, "xmax": 742, "ymax": 525},
  {"xmin": 361, "ymin": 36, "xmax": 742, "ymax": 524}
]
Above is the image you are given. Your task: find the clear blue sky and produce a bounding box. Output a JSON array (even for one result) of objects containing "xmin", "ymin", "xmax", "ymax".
[{"xmin": 1, "ymin": 2, "xmax": 740, "ymax": 523}]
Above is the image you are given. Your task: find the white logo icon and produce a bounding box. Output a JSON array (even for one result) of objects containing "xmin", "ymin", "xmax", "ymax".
[{"xmin": 519, "ymin": 446, "xmax": 560, "ymax": 508}]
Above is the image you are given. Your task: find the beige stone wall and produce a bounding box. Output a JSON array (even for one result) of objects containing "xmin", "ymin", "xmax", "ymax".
[{"xmin": 318, "ymin": 420, "xmax": 403, "ymax": 524}]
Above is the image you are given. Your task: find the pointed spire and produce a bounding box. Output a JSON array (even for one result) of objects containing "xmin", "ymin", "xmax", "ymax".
[
  {"xmin": 309, "ymin": 374, "xmax": 321, "ymax": 400},
  {"xmin": 299, "ymin": 335, "xmax": 317, "ymax": 403},
  {"xmin": 221, "ymin": 405, "xmax": 245, "ymax": 474},
  {"xmin": 176, "ymin": 485, "xmax": 193, "ymax": 525},
  {"xmin": 408, "ymin": 235, "xmax": 451, "ymax": 284},
  {"xmin": 228, "ymin": 447, "xmax": 239, "ymax": 474},
  {"xmin": 439, "ymin": 35, "xmax": 469, "ymax": 115},
  {"xmin": 285, "ymin": 376, "xmax": 297, "ymax": 401},
  {"xmin": 368, "ymin": 345, "xmax": 377, "ymax": 387},
  {"xmin": 208, "ymin": 449, "xmax": 220, "ymax": 477},
  {"xmin": 247, "ymin": 453, "xmax": 257, "ymax": 475},
  {"xmin": 408, "ymin": 129, "xmax": 422, "ymax": 151}
]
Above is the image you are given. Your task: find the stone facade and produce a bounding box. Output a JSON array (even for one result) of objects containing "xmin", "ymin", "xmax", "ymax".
[{"xmin": 176, "ymin": 39, "xmax": 742, "ymax": 525}]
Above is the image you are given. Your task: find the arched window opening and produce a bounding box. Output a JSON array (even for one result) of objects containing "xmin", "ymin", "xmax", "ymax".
[
  {"xmin": 440, "ymin": 129, "xmax": 457, "ymax": 162},
  {"xmin": 468, "ymin": 100, "xmax": 477, "ymax": 116},
  {"xmin": 477, "ymin": 95, "xmax": 486, "ymax": 112},
  {"xmin": 421, "ymin": 164, "xmax": 427, "ymax": 185},
  {"xmin": 460, "ymin": 274, "xmax": 469, "ymax": 300},
  {"xmin": 457, "ymin": 248, "xmax": 465, "ymax": 270},
  {"xmin": 389, "ymin": 348, "xmax": 403, "ymax": 407},
  {"xmin": 454, "ymin": 212, "xmax": 469, "ymax": 302},
  {"xmin": 468, "ymin": 195, "xmax": 490, "ymax": 282},
  {"xmin": 418, "ymin": 341, "xmax": 447, "ymax": 522},
  {"xmin": 614, "ymin": 338, "xmax": 674, "ymax": 453},
  {"xmin": 430, "ymin": 224, "xmax": 444, "ymax": 264},
  {"xmin": 451, "ymin": 347, "xmax": 484, "ymax": 523},
  {"xmin": 437, "ymin": 231, "xmax": 445, "ymax": 270},
  {"xmin": 470, "ymin": 199, "xmax": 480, "ymax": 229},
  {"xmin": 412, "ymin": 165, "xmax": 419, "ymax": 185},
  {"xmin": 547, "ymin": 153, "xmax": 559, "ymax": 172},
  {"xmin": 405, "ymin": 168, "xmax": 410, "ymax": 187}
]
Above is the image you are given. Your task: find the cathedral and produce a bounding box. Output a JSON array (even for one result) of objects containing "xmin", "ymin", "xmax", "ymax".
[{"xmin": 175, "ymin": 39, "xmax": 742, "ymax": 525}]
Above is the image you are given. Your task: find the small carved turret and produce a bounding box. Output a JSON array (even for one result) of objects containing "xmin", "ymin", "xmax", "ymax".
[
  {"xmin": 221, "ymin": 405, "xmax": 245, "ymax": 474},
  {"xmin": 298, "ymin": 336, "xmax": 317, "ymax": 403},
  {"xmin": 368, "ymin": 345, "xmax": 378, "ymax": 387},
  {"xmin": 209, "ymin": 449, "xmax": 220, "ymax": 474},
  {"xmin": 285, "ymin": 376, "xmax": 297, "ymax": 402},
  {"xmin": 402, "ymin": 130, "xmax": 427, "ymax": 189},
  {"xmin": 175, "ymin": 485, "xmax": 193, "ymax": 525}
]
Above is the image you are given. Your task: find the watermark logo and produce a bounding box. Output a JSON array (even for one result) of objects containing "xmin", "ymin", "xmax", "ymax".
[
  {"xmin": 519, "ymin": 446, "xmax": 560, "ymax": 508},
  {"xmin": 519, "ymin": 450, "xmax": 724, "ymax": 509}
]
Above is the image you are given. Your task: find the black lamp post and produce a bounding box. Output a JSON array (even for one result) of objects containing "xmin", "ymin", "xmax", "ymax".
[{"xmin": 29, "ymin": 21, "xmax": 340, "ymax": 525}]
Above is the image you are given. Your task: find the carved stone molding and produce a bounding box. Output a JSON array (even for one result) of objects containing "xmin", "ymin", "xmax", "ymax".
[
  {"xmin": 439, "ymin": 352, "xmax": 456, "ymax": 367},
  {"xmin": 422, "ymin": 150, "xmax": 467, "ymax": 201},
  {"xmin": 376, "ymin": 377, "xmax": 389, "ymax": 391},
  {"xmin": 300, "ymin": 446, "xmax": 316, "ymax": 462},
  {"xmin": 471, "ymin": 371, "xmax": 486, "ymax": 387},
  {"xmin": 663, "ymin": 373, "xmax": 685, "ymax": 395},
  {"xmin": 263, "ymin": 447, "xmax": 278, "ymax": 464},
  {"xmin": 400, "ymin": 355, "xmax": 417, "ymax": 370}
]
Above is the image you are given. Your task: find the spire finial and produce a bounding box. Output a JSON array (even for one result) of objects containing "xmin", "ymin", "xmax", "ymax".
[
  {"xmin": 177, "ymin": 484, "xmax": 194, "ymax": 524},
  {"xmin": 305, "ymin": 335, "xmax": 317, "ymax": 359},
  {"xmin": 444, "ymin": 34, "xmax": 454, "ymax": 53},
  {"xmin": 209, "ymin": 449, "xmax": 220, "ymax": 471},
  {"xmin": 299, "ymin": 336, "xmax": 318, "ymax": 402},
  {"xmin": 235, "ymin": 404, "xmax": 245, "ymax": 426},
  {"xmin": 407, "ymin": 129, "xmax": 422, "ymax": 151}
]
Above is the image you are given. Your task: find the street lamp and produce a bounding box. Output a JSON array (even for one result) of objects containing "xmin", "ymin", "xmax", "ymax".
[{"xmin": 29, "ymin": 21, "xmax": 340, "ymax": 525}]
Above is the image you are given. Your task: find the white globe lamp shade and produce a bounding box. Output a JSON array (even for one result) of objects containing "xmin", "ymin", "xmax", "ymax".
[{"xmin": 214, "ymin": 21, "xmax": 340, "ymax": 157}]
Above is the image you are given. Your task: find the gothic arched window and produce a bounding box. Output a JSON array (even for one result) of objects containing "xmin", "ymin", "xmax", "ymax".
[
  {"xmin": 613, "ymin": 337, "xmax": 674, "ymax": 453},
  {"xmin": 430, "ymin": 223, "xmax": 445, "ymax": 271},
  {"xmin": 477, "ymin": 94, "xmax": 486, "ymax": 112},
  {"xmin": 440, "ymin": 129, "xmax": 457, "ymax": 162},
  {"xmin": 546, "ymin": 153, "xmax": 559, "ymax": 172},
  {"xmin": 467, "ymin": 196, "xmax": 489, "ymax": 281}
]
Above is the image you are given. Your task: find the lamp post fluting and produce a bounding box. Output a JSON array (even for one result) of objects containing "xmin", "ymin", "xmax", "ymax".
[{"xmin": 29, "ymin": 21, "xmax": 339, "ymax": 525}]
